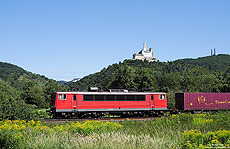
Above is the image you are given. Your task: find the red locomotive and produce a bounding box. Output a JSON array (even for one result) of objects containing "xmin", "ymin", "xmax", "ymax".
[
  {"xmin": 50, "ymin": 91, "xmax": 230, "ymax": 118},
  {"xmin": 50, "ymin": 90, "xmax": 167, "ymax": 118}
]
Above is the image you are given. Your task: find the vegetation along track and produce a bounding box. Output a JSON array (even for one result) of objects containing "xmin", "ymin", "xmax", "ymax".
[{"xmin": 39, "ymin": 117, "xmax": 160, "ymax": 123}]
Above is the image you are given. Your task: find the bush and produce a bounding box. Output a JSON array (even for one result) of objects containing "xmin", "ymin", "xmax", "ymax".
[
  {"xmin": 182, "ymin": 130, "xmax": 230, "ymax": 148},
  {"xmin": 0, "ymin": 98, "xmax": 38, "ymax": 121}
]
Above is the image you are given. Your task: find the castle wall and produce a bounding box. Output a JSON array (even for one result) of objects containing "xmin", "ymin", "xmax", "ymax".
[
  {"xmin": 141, "ymin": 50, "xmax": 152, "ymax": 58},
  {"xmin": 133, "ymin": 55, "xmax": 145, "ymax": 61}
]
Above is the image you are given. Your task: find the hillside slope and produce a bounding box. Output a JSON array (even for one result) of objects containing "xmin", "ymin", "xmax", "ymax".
[
  {"xmin": 171, "ymin": 54, "xmax": 230, "ymax": 71},
  {"xmin": 0, "ymin": 62, "xmax": 68, "ymax": 108},
  {"xmin": 72, "ymin": 54, "xmax": 230, "ymax": 92},
  {"xmin": 0, "ymin": 62, "xmax": 50, "ymax": 89}
]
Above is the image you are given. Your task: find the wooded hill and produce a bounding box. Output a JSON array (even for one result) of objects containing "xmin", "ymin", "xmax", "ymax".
[
  {"xmin": 72, "ymin": 54, "xmax": 230, "ymax": 93},
  {"xmin": 0, "ymin": 62, "xmax": 68, "ymax": 120},
  {"xmin": 0, "ymin": 54, "xmax": 229, "ymax": 120}
]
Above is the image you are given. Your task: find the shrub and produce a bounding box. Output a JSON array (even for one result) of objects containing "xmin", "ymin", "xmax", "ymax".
[
  {"xmin": 0, "ymin": 98, "xmax": 38, "ymax": 121},
  {"xmin": 182, "ymin": 130, "xmax": 230, "ymax": 148}
]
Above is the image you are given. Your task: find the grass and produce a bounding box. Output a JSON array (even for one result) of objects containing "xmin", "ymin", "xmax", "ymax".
[
  {"xmin": 23, "ymin": 132, "xmax": 162, "ymax": 149},
  {"xmin": 0, "ymin": 111, "xmax": 230, "ymax": 148}
]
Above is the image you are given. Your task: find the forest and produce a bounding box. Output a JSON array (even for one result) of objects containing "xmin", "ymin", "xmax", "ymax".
[
  {"xmin": 72, "ymin": 54, "xmax": 230, "ymax": 108},
  {"xmin": 73, "ymin": 54, "xmax": 230, "ymax": 93},
  {"xmin": 0, "ymin": 54, "xmax": 230, "ymax": 120},
  {"xmin": 0, "ymin": 62, "xmax": 68, "ymax": 120}
]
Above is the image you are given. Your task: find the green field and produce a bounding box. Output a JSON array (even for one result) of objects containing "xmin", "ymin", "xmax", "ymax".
[{"xmin": 0, "ymin": 111, "xmax": 230, "ymax": 149}]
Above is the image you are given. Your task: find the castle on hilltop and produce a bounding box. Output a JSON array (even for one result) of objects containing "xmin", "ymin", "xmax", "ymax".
[{"xmin": 133, "ymin": 43, "xmax": 157, "ymax": 62}]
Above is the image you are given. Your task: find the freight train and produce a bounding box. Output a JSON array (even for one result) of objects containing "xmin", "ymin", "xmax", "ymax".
[{"xmin": 49, "ymin": 90, "xmax": 230, "ymax": 118}]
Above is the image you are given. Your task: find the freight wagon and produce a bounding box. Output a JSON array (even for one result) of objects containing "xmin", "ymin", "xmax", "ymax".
[{"xmin": 175, "ymin": 93, "xmax": 230, "ymax": 111}]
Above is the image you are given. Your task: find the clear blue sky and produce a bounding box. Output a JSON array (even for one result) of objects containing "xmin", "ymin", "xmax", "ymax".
[{"xmin": 0, "ymin": 0, "xmax": 229, "ymax": 81}]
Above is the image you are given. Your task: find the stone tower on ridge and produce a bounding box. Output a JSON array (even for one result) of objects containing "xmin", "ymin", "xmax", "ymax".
[
  {"xmin": 143, "ymin": 42, "xmax": 146, "ymax": 51},
  {"xmin": 133, "ymin": 42, "xmax": 157, "ymax": 62}
]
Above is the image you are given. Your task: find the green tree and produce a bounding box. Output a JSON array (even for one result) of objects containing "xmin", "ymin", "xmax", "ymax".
[
  {"xmin": 220, "ymin": 66, "xmax": 230, "ymax": 92},
  {"xmin": 165, "ymin": 72, "xmax": 182, "ymax": 91},
  {"xmin": 20, "ymin": 81, "xmax": 46, "ymax": 108},
  {"xmin": 134, "ymin": 69, "xmax": 157, "ymax": 91},
  {"xmin": 0, "ymin": 97, "xmax": 37, "ymax": 120},
  {"xmin": 181, "ymin": 67, "xmax": 217, "ymax": 92},
  {"xmin": 108, "ymin": 66, "xmax": 137, "ymax": 90}
]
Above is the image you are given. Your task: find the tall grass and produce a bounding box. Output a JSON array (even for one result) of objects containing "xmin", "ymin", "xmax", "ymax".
[
  {"xmin": 23, "ymin": 132, "xmax": 166, "ymax": 149},
  {"xmin": 119, "ymin": 111, "xmax": 230, "ymax": 148},
  {"xmin": 0, "ymin": 111, "xmax": 230, "ymax": 148}
]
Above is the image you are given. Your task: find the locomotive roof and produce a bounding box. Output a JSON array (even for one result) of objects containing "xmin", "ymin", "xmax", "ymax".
[{"xmin": 55, "ymin": 91, "xmax": 166, "ymax": 95}]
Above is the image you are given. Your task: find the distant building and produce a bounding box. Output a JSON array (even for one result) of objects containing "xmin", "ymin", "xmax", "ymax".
[
  {"xmin": 133, "ymin": 43, "xmax": 157, "ymax": 62},
  {"xmin": 211, "ymin": 48, "xmax": 216, "ymax": 56}
]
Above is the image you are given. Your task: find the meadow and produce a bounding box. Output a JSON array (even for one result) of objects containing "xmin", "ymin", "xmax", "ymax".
[{"xmin": 0, "ymin": 111, "xmax": 230, "ymax": 148}]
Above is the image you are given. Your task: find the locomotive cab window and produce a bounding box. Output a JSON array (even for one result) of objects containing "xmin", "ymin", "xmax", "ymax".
[
  {"xmin": 159, "ymin": 94, "xmax": 165, "ymax": 100},
  {"xmin": 58, "ymin": 94, "xmax": 67, "ymax": 100}
]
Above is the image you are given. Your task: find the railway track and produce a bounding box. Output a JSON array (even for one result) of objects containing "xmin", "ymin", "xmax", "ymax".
[{"xmin": 39, "ymin": 117, "xmax": 160, "ymax": 123}]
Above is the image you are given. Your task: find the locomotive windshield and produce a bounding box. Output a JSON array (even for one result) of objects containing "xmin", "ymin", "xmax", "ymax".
[{"xmin": 159, "ymin": 94, "xmax": 166, "ymax": 100}]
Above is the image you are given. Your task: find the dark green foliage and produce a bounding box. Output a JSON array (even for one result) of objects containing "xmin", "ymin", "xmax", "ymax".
[
  {"xmin": 107, "ymin": 66, "xmax": 157, "ymax": 91},
  {"xmin": 0, "ymin": 62, "xmax": 25, "ymax": 82},
  {"xmin": 20, "ymin": 81, "xmax": 47, "ymax": 108},
  {"xmin": 0, "ymin": 62, "xmax": 69, "ymax": 120},
  {"xmin": 73, "ymin": 54, "xmax": 230, "ymax": 103},
  {"xmin": 179, "ymin": 66, "xmax": 218, "ymax": 92},
  {"xmin": 0, "ymin": 97, "xmax": 37, "ymax": 121},
  {"xmin": 171, "ymin": 54, "xmax": 230, "ymax": 72},
  {"xmin": 221, "ymin": 66, "xmax": 230, "ymax": 92}
]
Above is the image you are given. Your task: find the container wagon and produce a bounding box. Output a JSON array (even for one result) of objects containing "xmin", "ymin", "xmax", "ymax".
[{"xmin": 175, "ymin": 93, "xmax": 230, "ymax": 111}]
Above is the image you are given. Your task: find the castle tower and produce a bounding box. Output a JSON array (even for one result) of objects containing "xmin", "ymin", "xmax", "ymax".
[
  {"xmin": 211, "ymin": 49, "xmax": 213, "ymax": 56},
  {"xmin": 149, "ymin": 48, "xmax": 153, "ymax": 57},
  {"xmin": 143, "ymin": 42, "xmax": 146, "ymax": 51},
  {"xmin": 133, "ymin": 43, "xmax": 157, "ymax": 62}
]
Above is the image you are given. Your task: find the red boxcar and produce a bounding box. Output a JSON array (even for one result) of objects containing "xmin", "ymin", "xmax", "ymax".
[
  {"xmin": 175, "ymin": 93, "xmax": 230, "ymax": 111},
  {"xmin": 50, "ymin": 91, "xmax": 167, "ymax": 117}
]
